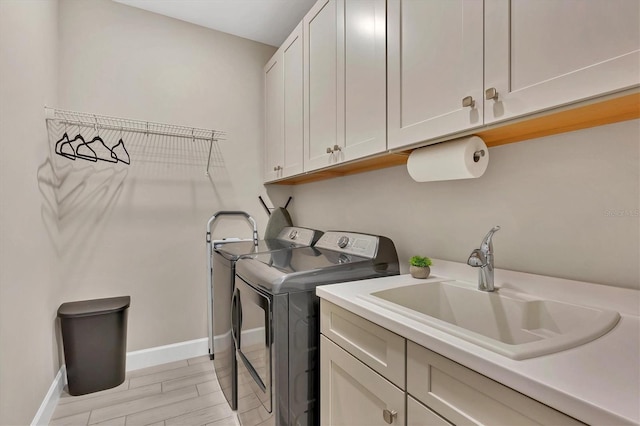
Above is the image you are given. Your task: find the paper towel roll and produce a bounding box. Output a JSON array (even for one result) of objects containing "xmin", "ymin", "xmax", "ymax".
[{"xmin": 407, "ymin": 136, "xmax": 489, "ymax": 182}]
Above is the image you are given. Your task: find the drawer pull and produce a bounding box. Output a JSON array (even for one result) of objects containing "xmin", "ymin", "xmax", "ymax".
[{"xmin": 383, "ymin": 409, "xmax": 397, "ymax": 424}]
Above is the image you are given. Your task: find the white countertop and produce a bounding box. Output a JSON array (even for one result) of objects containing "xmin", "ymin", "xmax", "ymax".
[{"xmin": 316, "ymin": 259, "xmax": 640, "ymax": 425}]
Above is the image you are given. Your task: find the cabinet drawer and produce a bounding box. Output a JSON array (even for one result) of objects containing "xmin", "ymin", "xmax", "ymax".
[
  {"xmin": 320, "ymin": 300, "xmax": 405, "ymax": 388},
  {"xmin": 407, "ymin": 342, "xmax": 583, "ymax": 425},
  {"xmin": 408, "ymin": 396, "xmax": 451, "ymax": 426}
]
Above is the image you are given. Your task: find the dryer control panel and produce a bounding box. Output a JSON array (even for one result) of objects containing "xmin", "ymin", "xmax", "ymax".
[
  {"xmin": 314, "ymin": 231, "xmax": 379, "ymax": 259},
  {"xmin": 276, "ymin": 227, "xmax": 323, "ymax": 246}
]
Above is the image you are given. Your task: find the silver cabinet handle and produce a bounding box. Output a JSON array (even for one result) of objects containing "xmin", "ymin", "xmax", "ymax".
[
  {"xmin": 485, "ymin": 87, "xmax": 499, "ymax": 101},
  {"xmin": 462, "ymin": 96, "xmax": 475, "ymax": 108},
  {"xmin": 383, "ymin": 409, "xmax": 397, "ymax": 424},
  {"xmin": 273, "ymin": 165, "xmax": 282, "ymax": 171},
  {"xmin": 327, "ymin": 145, "xmax": 342, "ymax": 154}
]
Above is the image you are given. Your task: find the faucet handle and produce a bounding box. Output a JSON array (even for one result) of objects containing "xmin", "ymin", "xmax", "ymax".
[
  {"xmin": 467, "ymin": 248, "xmax": 486, "ymax": 267},
  {"xmin": 480, "ymin": 225, "xmax": 501, "ymax": 253}
]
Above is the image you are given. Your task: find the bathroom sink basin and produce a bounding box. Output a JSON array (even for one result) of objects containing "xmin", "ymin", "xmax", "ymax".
[{"xmin": 363, "ymin": 280, "xmax": 620, "ymax": 360}]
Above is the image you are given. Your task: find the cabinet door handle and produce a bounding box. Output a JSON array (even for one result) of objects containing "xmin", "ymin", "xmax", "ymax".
[
  {"xmin": 382, "ymin": 409, "xmax": 397, "ymax": 424},
  {"xmin": 462, "ymin": 96, "xmax": 475, "ymax": 108},
  {"xmin": 485, "ymin": 87, "xmax": 499, "ymax": 101},
  {"xmin": 333, "ymin": 144, "xmax": 342, "ymax": 152},
  {"xmin": 326, "ymin": 147, "xmax": 333, "ymax": 154},
  {"xmin": 273, "ymin": 165, "xmax": 282, "ymax": 171}
]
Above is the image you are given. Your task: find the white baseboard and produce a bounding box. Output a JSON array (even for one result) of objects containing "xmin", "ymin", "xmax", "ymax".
[
  {"xmin": 126, "ymin": 329, "xmax": 263, "ymax": 372},
  {"xmin": 126, "ymin": 337, "xmax": 209, "ymax": 371},
  {"xmin": 34, "ymin": 335, "xmax": 245, "ymax": 424},
  {"xmin": 31, "ymin": 365, "xmax": 66, "ymax": 426}
]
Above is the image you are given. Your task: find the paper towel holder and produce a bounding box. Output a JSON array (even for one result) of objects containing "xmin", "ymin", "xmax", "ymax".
[{"xmin": 407, "ymin": 136, "xmax": 489, "ymax": 182}]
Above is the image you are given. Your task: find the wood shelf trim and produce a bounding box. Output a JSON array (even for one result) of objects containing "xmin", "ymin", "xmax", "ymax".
[
  {"xmin": 478, "ymin": 92, "xmax": 640, "ymax": 147},
  {"xmin": 271, "ymin": 152, "xmax": 409, "ymax": 184},
  {"xmin": 270, "ymin": 91, "xmax": 639, "ymax": 185}
]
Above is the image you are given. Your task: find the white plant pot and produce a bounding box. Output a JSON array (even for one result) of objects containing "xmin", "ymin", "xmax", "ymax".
[{"xmin": 410, "ymin": 265, "xmax": 430, "ymax": 279}]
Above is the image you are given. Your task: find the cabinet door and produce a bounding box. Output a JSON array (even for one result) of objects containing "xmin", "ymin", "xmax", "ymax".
[
  {"xmin": 320, "ymin": 300, "xmax": 405, "ymax": 389},
  {"xmin": 484, "ymin": 0, "xmax": 640, "ymax": 124},
  {"xmin": 264, "ymin": 51, "xmax": 284, "ymax": 182},
  {"xmin": 304, "ymin": 0, "xmax": 386, "ymax": 171},
  {"xmin": 387, "ymin": 0, "xmax": 483, "ymax": 150},
  {"xmin": 342, "ymin": 0, "xmax": 386, "ymax": 161},
  {"xmin": 282, "ymin": 24, "xmax": 304, "ymax": 178},
  {"xmin": 304, "ymin": 0, "xmax": 343, "ymax": 171},
  {"xmin": 320, "ymin": 335, "xmax": 405, "ymax": 426}
]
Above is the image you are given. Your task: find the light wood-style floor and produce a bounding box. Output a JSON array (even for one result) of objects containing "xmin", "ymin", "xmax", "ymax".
[{"xmin": 50, "ymin": 356, "xmax": 238, "ymax": 426}]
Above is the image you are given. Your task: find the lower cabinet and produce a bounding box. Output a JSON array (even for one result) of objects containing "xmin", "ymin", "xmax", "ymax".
[
  {"xmin": 320, "ymin": 300, "xmax": 584, "ymax": 426},
  {"xmin": 407, "ymin": 341, "xmax": 583, "ymax": 426},
  {"xmin": 320, "ymin": 336, "xmax": 405, "ymax": 426}
]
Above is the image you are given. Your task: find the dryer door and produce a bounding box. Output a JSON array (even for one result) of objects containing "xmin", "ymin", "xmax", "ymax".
[
  {"xmin": 235, "ymin": 277, "xmax": 272, "ymax": 414},
  {"xmin": 212, "ymin": 252, "xmax": 236, "ymax": 410}
]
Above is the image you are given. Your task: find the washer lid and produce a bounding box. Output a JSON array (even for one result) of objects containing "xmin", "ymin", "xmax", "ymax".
[
  {"xmin": 235, "ymin": 231, "xmax": 400, "ymax": 294},
  {"xmin": 235, "ymin": 247, "xmax": 396, "ymax": 294},
  {"xmin": 214, "ymin": 239, "xmax": 291, "ymax": 260},
  {"xmin": 214, "ymin": 227, "xmax": 323, "ymax": 260},
  {"xmin": 248, "ymin": 246, "xmax": 368, "ymax": 274},
  {"xmin": 57, "ymin": 296, "xmax": 130, "ymax": 318}
]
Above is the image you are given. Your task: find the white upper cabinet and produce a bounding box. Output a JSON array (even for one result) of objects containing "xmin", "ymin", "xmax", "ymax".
[
  {"xmin": 388, "ymin": 0, "xmax": 640, "ymax": 150},
  {"xmin": 282, "ymin": 25, "xmax": 304, "ymax": 177},
  {"xmin": 264, "ymin": 52, "xmax": 284, "ymax": 182},
  {"xmin": 484, "ymin": 0, "xmax": 640, "ymax": 124},
  {"xmin": 304, "ymin": 0, "xmax": 341, "ymax": 171},
  {"xmin": 268, "ymin": 0, "xmax": 639, "ymax": 182},
  {"xmin": 304, "ymin": 0, "xmax": 386, "ymax": 172},
  {"xmin": 343, "ymin": 0, "xmax": 386, "ymax": 160},
  {"xmin": 388, "ymin": 0, "xmax": 484, "ymax": 150},
  {"xmin": 264, "ymin": 24, "xmax": 304, "ymax": 183}
]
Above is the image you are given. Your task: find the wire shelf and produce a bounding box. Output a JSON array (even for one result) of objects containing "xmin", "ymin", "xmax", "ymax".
[{"xmin": 45, "ymin": 107, "xmax": 226, "ymax": 174}]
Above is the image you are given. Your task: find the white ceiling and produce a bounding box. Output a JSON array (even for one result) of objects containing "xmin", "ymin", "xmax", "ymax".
[{"xmin": 113, "ymin": 0, "xmax": 317, "ymax": 47}]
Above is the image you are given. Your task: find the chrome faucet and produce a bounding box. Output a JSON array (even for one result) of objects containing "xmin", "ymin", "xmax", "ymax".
[{"xmin": 467, "ymin": 226, "xmax": 501, "ymax": 292}]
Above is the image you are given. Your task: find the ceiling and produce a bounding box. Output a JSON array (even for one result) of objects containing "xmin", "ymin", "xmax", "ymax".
[{"xmin": 113, "ymin": 0, "xmax": 317, "ymax": 47}]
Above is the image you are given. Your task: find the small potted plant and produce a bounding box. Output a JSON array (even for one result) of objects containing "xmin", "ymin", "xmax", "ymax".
[{"xmin": 409, "ymin": 256, "xmax": 432, "ymax": 279}]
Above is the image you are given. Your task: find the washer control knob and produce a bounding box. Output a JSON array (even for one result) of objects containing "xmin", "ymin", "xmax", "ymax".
[
  {"xmin": 337, "ymin": 236, "xmax": 349, "ymax": 248},
  {"xmin": 288, "ymin": 230, "xmax": 298, "ymax": 240}
]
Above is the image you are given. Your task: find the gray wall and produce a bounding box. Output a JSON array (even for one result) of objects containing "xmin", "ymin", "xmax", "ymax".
[
  {"xmin": 55, "ymin": 0, "xmax": 276, "ymax": 352},
  {"xmin": 0, "ymin": 0, "xmax": 60, "ymax": 424},
  {"xmin": 0, "ymin": 1, "xmax": 276, "ymax": 423},
  {"xmin": 289, "ymin": 119, "xmax": 640, "ymax": 290}
]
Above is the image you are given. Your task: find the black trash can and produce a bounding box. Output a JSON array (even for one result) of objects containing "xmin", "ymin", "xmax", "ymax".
[{"xmin": 57, "ymin": 296, "xmax": 130, "ymax": 396}]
